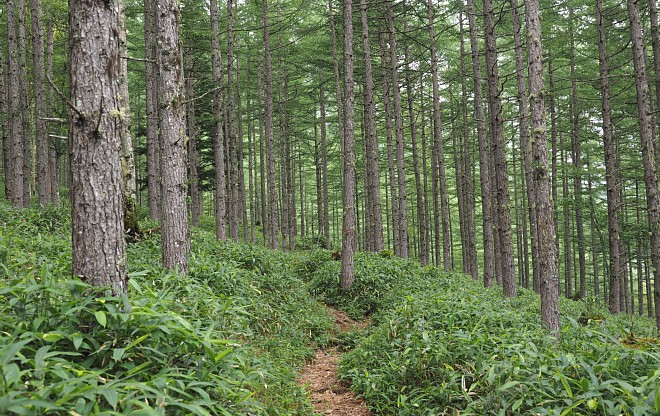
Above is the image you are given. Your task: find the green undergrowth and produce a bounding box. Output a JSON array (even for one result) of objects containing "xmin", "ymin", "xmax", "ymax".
[
  {"xmin": 306, "ymin": 251, "xmax": 660, "ymax": 415},
  {"xmin": 0, "ymin": 203, "xmax": 332, "ymax": 415}
]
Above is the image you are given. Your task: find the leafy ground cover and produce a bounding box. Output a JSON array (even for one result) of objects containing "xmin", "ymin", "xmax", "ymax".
[
  {"xmin": 0, "ymin": 203, "xmax": 332, "ymax": 415},
  {"xmin": 307, "ymin": 250, "xmax": 660, "ymax": 415}
]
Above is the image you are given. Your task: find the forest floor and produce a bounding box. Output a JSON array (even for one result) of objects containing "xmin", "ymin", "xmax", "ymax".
[{"xmin": 299, "ymin": 307, "xmax": 371, "ymax": 416}]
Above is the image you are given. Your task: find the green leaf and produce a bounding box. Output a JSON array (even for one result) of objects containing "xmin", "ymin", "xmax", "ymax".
[
  {"xmin": 94, "ymin": 311, "xmax": 107, "ymax": 327},
  {"xmin": 72, "ymin": 333, "xmax": 84, "ymax": 350},
  {"xmin": 498, "ymin": 381, "xmax": 520, "ymax": 391},
  {"xmin": 42, "ymin": 332, "xmax": 65, "ymax": 342},
  {"xmin": 214, "ymin": 347, "xmax": 233, "ymax": 362},
  {"xmin": 112, "ymin": 348, "xmax": 125, "ymax": 361},
  {"xmin": 100, "ymin": 388, "xmax": 119, "ymax": 409}
]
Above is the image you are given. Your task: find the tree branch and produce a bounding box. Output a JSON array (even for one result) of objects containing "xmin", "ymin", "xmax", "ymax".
[{"xmin": 46, "ymin": 74, "xmax": 84, "ymax": 120}]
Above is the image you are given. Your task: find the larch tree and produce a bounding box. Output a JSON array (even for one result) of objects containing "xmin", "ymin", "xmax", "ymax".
[
  {"xmin": 340, "ymin": 0, "xmax": 356, "ymax": 291},
  {"xmin": 227, "ymin": 0, "xmax": 240, "ymax": 241},
  {"xmin": 263, "ymin": 0, "xmax": 279, "ymax": 249},
  {"xmin": 32, "ymin": 0, "xmax": 51, "ymax": 206},
  {"xmin": 144, "ymin": 0, "xmax": 161, "ymax": 220},
  {"xmin": 627, "ymin": 0, "xmax": 660, "ymax": 330},
  {"xmin": 6, "ymin": 0, "xmax": 25, "ymax": 208},
  {"xmin": 69, "ymin": 0, "xmax": 127, "ymax": 293},
  {"xmin": 526, "ymin": 0, "xmax": 560, "ymax": 333},
  {"xmin": 157, "ymin": 0, "xmax": 190, "ymax": 274}
]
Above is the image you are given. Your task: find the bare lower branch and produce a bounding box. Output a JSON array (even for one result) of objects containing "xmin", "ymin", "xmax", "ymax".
[{"xmin": 46, "ymin": 73, "xmax": 84, "ymax": 120}]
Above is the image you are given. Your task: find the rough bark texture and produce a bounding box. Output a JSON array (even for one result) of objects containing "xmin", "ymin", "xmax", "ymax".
[
  {"xmin": 144, "ymin": 0, "xmax": 161, "ymax": 220},
  {"xmin": 157, "ymin": 0, "xmax": 190, "ymax": 274},
  {"xmin": 627, "ymin": 0, "xmax": 660, "ymax": 330},
  {"xmin": 69, "ymin": 0, "xmax": 127, "ymax": 293},
  {"xmin": 360, "ymin": 0, "xmax": 383, "ymax": 252},
  {"xmin": 6, "ymin": 0, "xmax": 25, "ymax": 207},
  {"xmin": 185, "ymin": 62, "xmax": 202, "ymax": 226},
  {"xmin": 45, "ymin": 18, "xmax": 59, "ymax": 206},
  {"xmin": 0, "ymin": 37, "xmax": 6, "ymax": 199},
  {"xmin": 263, "ymin": 0, "xmax": 279, "ymax": 249},
  {"xmin": 227, "ymin": 0, "xmax": 240, "ymax": 241},
  {"xmin": 466, "ymin": 0, "xmax": 494, "ymax": 286},
  {"xmin": 340, "ymin": 0, "xmax": 356, "ymax": 291},
  {"xmin": 483, "ymin": 0, "xmax": 516, "ymax": 297},
  {"xmin": 32, "ymin": 0, "xmax": 51, "ymax": 206},
  {"xmin": 526, "ymin": 0, "xmax": 560, "ymax": 334},
  {"xmin": 210, "ymin": 0, "xmax": 227, "ymax": 241},
  {"xmin": 18, "ymin": 0, "xmax": 31, "ymax": 206}
]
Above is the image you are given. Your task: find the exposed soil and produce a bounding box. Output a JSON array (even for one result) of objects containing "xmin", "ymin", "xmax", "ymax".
[{"xmin": 299, "ymin": 307, "xmax": 371, "ymax": 416}]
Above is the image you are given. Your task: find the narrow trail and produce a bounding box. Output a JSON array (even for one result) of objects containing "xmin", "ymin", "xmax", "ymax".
[{"xmin": 299, "ymin": 307, "xmax": 371, "ymax": 416}]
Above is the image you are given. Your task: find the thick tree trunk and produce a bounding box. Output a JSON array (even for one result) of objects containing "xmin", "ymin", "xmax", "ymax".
[
  {"xmin": 526, "ymin": 0, "xmax": 560, "ymax": 334},
  {"xmin": 483, "ymin": 0, "xmax": 516, "ymax": 296},
  {"xmin": 340, "ymin": 0, "xmax": 356, "ymax": 290},
  {"xmin": 6, "ymin": 0, "xmax": 25, "ymax": 207},
  {"xmin": 157, "ymin": 0, "xmax": 190, "ymax": 274},
  {"xmin": 627, "ymin": 0, "xmax": 660, "ymax": 330},
  {"xmin": 360, "ymin": 0, "xmax": 383, "ymax": 252},
  {"xmin": 466, "ymin": 0, "xmax": 494, "ymax": 286},
  {"xmin": 263, "ymin": 0, "xmax": 279, "ymax": 249},
  {"xmin": 32, "ymin": 0, "xmax": 51, "ymax": 206},
  {"xmin": 144, "ymin": 0, "xmax": 161, "ymax": 220},
  {"xmin": 69, "ymin": 0, "xmax": 126, "ymax": 292},
  {"xmin": 210, "ymin": 0, "xmax": 227, "ymax": 241}
]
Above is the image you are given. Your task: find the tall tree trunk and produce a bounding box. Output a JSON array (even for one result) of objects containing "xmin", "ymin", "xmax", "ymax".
[
  {"xmin": 320, "ymin": 88, "xmax": 331, "ymax": 248},
  {"xmin": 0, "ymin": 33, "xmax": 6, "ymax": 199},
  {"xmin": 157, "ymin": 0, "xmax": 190, "ymax": 274},
  {"xmin": 6, "ymin": 0, "xmax": 24, "ymax": 208},
  {"xmin": 18, "ymin": 0, "xmax": 31, "ymax": 206},
  {"xmin": 69, "ymin": 0, "xmax": 127, "ymax": 292},
  {"xmin": 263, "ymin": 0, "xmax": 279, "ymax": 249},
  {"xmin": 210, "ymin": 0, "xmax": 227, "ymax": 241},
  {"xmin": 329, "ymin": 0, "xmax": 345, "ymax": 177},
  {"xmin": 227, "ymin": 0, "xmax": 239, "ymax": 240},
  {"xmin": 145, "ymin": 0, "xmax": 161, "ymax": 220},
  {"xmin": 119, "ymin": 0, "xmax": 138, "ymax": 236},
  {"xmin": 360, "ymin": 0, "xmax": 383, "ymax": 252},
  {"xmin": 587, "ymin": 156, "xmax": 600, "ymax": 299},
  {"xmin": 548, "ymin": 52, "xmax": 559, "ymax": 294},
  {"xmin": 562, "ymin": 147, "xmax": 573, "ymax": 298},
  {"xmin": 185, "ymin": 61, "xmax": 202, "ymax": 227},
  {"xmin": 483, "ymin": 0, "xmax": 515, "ymax": 295},
  {"xmin": 466, "ymin": 0, "xmax": 494, "ymax": 286},
  {"xmin": 526, "ymin": 0, "xmax": 560, "ymax": 333},
  {"xmin": 510, "ymin": 0, "xmax": 538, "ymax": 291},
  {"xmin": 568, "ymin": 10, "xmax": 587, "ymax": 299},
  {"xmin": 45, "ymin": 16, "xmax": 59, "ymax": 206},
  {"xmin": 257, "ymin": 68, "xmax": 267, "ymax": 240},
  {"xmin": 32, "ymin": 0, "xmax": 51, "ymax": 206},
  {"xmin": 627, "ymin": 0, "xmax": 660, "ymax": 330},
  {"xmin": 340, "ymin": 0, "xmax": 356, "ymax": 290}
]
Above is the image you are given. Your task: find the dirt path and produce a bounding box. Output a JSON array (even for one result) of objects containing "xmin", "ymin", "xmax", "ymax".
[{"xmin": 299, "ymin": 308, "xmax": 371, "ymax": 416}]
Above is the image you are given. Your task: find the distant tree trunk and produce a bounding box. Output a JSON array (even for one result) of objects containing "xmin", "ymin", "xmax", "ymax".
[
  {"xmin": 379, "ymin": 31, "xmax": 400, "ymax": 255},
  {"xmin": 587, "ymin": 156, "xmax": 600, "ymax": 299},
  {"xmin": 510, "ymin": 0, "xmax": 538, "ymax": 291},
  {"xmin": 650, "ymin": 0, "xmax": 660, "ymax": 146},
  {"xmin": 562, "ymin": 147, "xmax": 573, "ymax": 298},
  {"xmin": 157, "ymin": 0, "xmax": 190, "ymax": 274},
  {"xmin": 568, "ymin": 10, "xmax": 587, "ymax": 299},
  {"xmin": 119, "ymin": 0, "xmax": 138, "ymax": 235},
  {"xmin": 257, "ymin": 68, "xmax": 267, "ymax": 240},
  {"xmin": 263, "ymin": 0, "xmax": 279, "ymax": 249},
  {"xmin": 457, "ymin": 14, "xmax": 479, "ymax": 279},
  {"xmin": 548, "ymin": 53, "xmax": 560, "ymax": 294},
  {"xmin": 320, "ymin": 88, "xmax": 331, "ymax": 247},
  {"xmin": 210, "ymin": 0, "xmax": 227, "ymax": 241},
  {"xmin": 637, "ymin": 180, "xmax": 645, "ymax": 315},
  {"xmin": 69, "ymin": 0, "xmax": 126, "ymax": 292},
  {"xmin": 18, "ymin": 0, "xmax": 31, "ymax": 206},
  {"xmin": 360, "ymin": 0, "xmax": 383, "ymax": 252},
  {"xmin": 237, "ymin": 56, "xmax": 248, "ymax": 241},
  {"xmin": 45, "ymin": 17, "xmax": 59, "ymax": 206},
  {"xmin": 484, "ymin": 0, "xmax": 515, "ymax": 295},
  {"xmin": 329, "ymin": 0, "xmax": 344, "ymax": 175},
  {"xmin": 227, "ymin": 0, "xmax": 239, "ymax": 241},
  {"xmin": 526, "ymin": 0, "xmax": 560, "ymax": 333},
  {"xmin": 144, "ymin": 0, "xmax": 160, "ymax": 220},
  {"xmin": 6, "ymin": 0, "xmax": 25, "ymax": 208},
  {"xmin": 32, "ymin": 0, "xmax": 51, "ymax": 206},
  {"xmin": 466, "ymin": 0, "xmax": 494, "ymax": 286},
  {"xmin": 185, "ymin": 61, "xmax": 202, "ymax": 226},
  {"xmin": 0, "ymin": 38, "xmax": 6, "ymax": 199},
  {"xmin": 340, "ymin": 0, "xmax": 356, "ymax": 290},
  {"xmin": 627, "ymin": 0, "xmax": 660, "ymax": 330},
  {"xmin": 386, "ymin": 0, "xmax": 409, "ymax": 259}
]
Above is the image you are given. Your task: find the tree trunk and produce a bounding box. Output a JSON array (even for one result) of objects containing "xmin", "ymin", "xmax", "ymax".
[
  {"xmin": 263, "ymin": 0, "xmax": 279, "ymax": 249},
  {"xmin": 69, "ymin": 0, "xmax": 126, "ymax": 292},
  {"xmin": 6, "ymin": 0, "xmax": 25, "ymax": 207},
  {"xmin": 145, "ymin": 0, "xmax": 161, "ymax": 220},
  {"xmin": 627, "ymin": 0, "xmax": 660, "ymax": 330},
  {"xmin": 32, "ymin": 0, "xmax": 51, "ymax": 206},
  {"xmin": 185, "ymin": 61, "xmax": 202, "ymax": 227},
  {"xmin": 329, "ymin": 0, "xmax": 345, "ymax": 178},
  {"xmin": 526, "ymin": 0, "xmax": 560, "ymax": 334},
  {"xmin": 483, "ymin": 0, "xmax": 516, "ymax": 295},
  {"xmin": 320, "ymin": 88, "xmax": 331, "ymax": 248},
  {"xmin": 562, "ymin": 147, "xmax": 573, "ymax": 298},
  {"xmin": 157, "ymin": 0, "xmax": 190, "ymax": 274},
  {"xmin": 340, "ymin": 0, "xmax": 356, "ymax": 290},
  {"xmin": 466, "ymin": 0, "xmax": 494, "ymax": 286},
  {"xmin": 360, "ymin": 0, "xmax": 383, "ymax": 252},
  {"xmin": 227, "ymin": 0, "xmax": 240, "ymax": 241},
  {"xmin": 45, "ymin": 17, "xmax": 59, "ymax": 206},
  {"xmin": 18, "ymin": 0, "xmax": 31, "ymax": 206}
]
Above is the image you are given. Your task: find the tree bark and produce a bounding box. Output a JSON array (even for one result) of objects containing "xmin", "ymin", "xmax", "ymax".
[
  {"xmin": 320, "ymin": 88, "xmax": 331, "ymax": 248},
  {"xmin": 340, "ymin": 0, "xmax": 356, "ymax": 291},
  {"xmin": 18, "ymin": 0, "xmax": 31, "ymax": 206},
  {"xmin": 360, "ymin": 0, "xmax": 383, "ymax": 252},
  {"xmin": 627, "ymin": 0, "xmax": 660, "ymax": 330},
  {"xmin": 157, "ymin": 0, "xmax": 190, "ymax": 274},
  {"xmin": 329, "ymin": 0, "xmax": 345, "ymax": 177},
  {"xmin": 263, "ymin": 0, "xmax": 279, "ymax": 249},
  {"xmin": 32, "ymin": 0, "xmax": 51, "ymax": 206},
  {"xmin": 227, "ymin": 0, "xmax": 239, "ymax": 241},
  {"xmin": 6, "ymin": 0, "xmax": 25, "ymax": 207},
  {"xmin": 145, "ymin": 0, "xmax": 161, "ymax": 220},
  {"xmin": 185, "ymin": 60, "xmax": 202, "ymax": 227},
  {"xmin": 69, "ymin": 0, "xmax": 127, "ymax": 292},
  {"xmin": 466, "ymin": 0, "xmax": 494, "ymax": 286},
  {"xmin": 483, "ymin": 0, "xmax": 516, "ymax": 296},
  {"xmin": 526, "ymin": 0, "xmax": 560, "ymax": 333}
]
